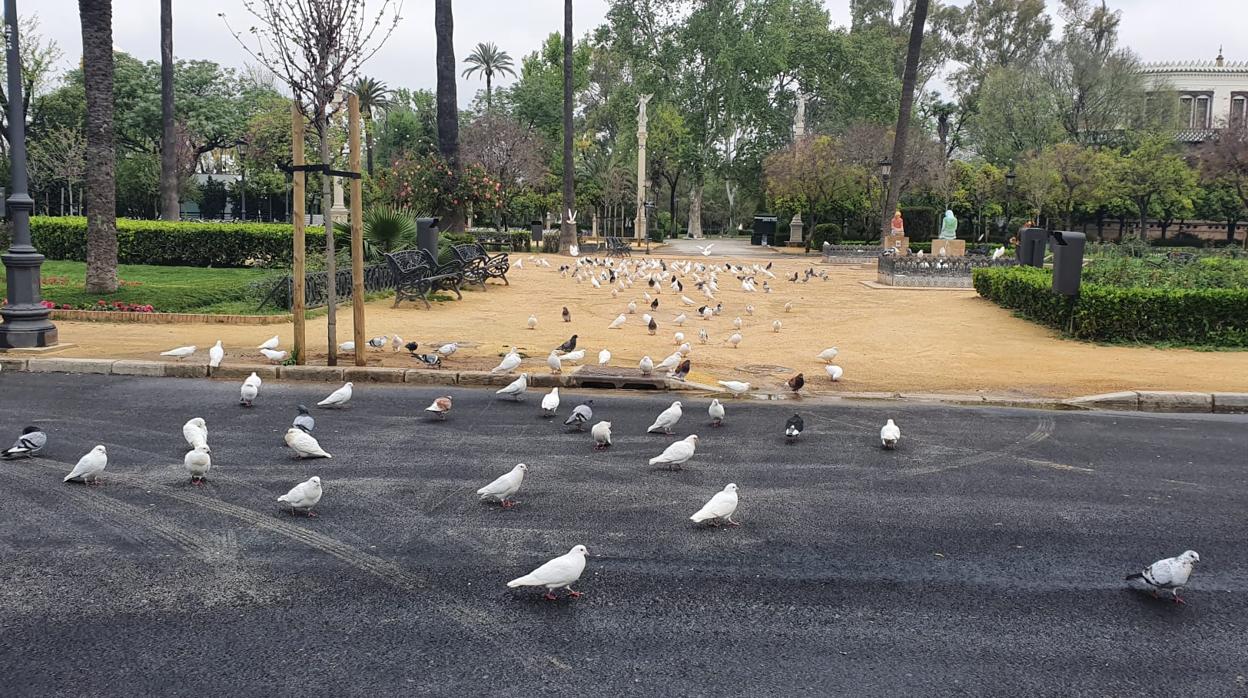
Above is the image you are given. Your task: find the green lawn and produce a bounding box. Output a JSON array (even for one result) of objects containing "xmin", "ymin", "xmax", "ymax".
[{"xmin": 2, "ymin": 261, "xmax": 282, "ymax": 315}]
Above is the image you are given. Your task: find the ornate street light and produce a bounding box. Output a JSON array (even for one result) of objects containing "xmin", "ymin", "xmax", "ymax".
[
  {"xmin": 1004, "ymin": 169, "xmax": 1017, "ymax": 243},
  {"xmin": 644, "ymin": 199, "xmax": 656, "ymax": 255},
  {"xmin": 0, "ymin": 0, "xmax": 57, "ymax": 348},
  {"xmin": 878, "ymin": 157, "xmax": 892, "ymax": 239}
]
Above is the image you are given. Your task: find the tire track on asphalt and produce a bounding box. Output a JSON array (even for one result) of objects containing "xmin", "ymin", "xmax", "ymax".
[{"xmin": 888, "ymin": 415, "xmax": 1057, "ymax": 479}]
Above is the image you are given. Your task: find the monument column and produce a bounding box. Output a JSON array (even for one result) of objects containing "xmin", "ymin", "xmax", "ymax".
[
  {"xmin": 634, "ymin": 94, "xmax": 652, "ymax": 242},
  {"xmin": 329, "ymin": 177, "xmax": 349, "ymax": 227},
  {"xmin": 788, "ymin": 92, "xmax": 808, "ymax": 246}
]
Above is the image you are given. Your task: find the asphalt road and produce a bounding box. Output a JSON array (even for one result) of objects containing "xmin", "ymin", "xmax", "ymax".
[{"xmin": 1, "ymin": 372, "xmax": 1245, "ymax": 696}]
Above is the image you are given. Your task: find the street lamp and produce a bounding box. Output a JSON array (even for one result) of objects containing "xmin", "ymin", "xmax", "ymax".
[
  {"xmin": 1004, "ymin": 169, "xmax": 1016, "ymax": 243},
  {"xmin": 878, "ymin": 157, "xmax": 892, "ymax": 239},
  {"xmin": 238, "ymin": 141, "xmax": 247, "ymax": 221},
  {"xmin": 0, "ymin": 0, "xmax": 58, "ymax": 348},
  {"xmin": 644, "ymin": 199, "xmax": 656, "ymax": 255}
]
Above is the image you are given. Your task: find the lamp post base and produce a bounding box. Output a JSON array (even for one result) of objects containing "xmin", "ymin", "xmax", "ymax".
[{"xmin": 1, "ymin": 249, "xmax": 58, "ymax": 348}]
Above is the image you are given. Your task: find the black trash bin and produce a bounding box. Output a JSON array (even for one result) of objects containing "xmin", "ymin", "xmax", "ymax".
[
  {"xmin": 1048, "ymin": 230, "xmax": 1086, "ymax": 296},
  {"xmin": 416, "ymin": 217, "xmax": 440, "ymax": 261},
  {"xmin": 752, "ymin": 215, "xmax": 777, "ymax": 246},
  {"xmin": 1017, "ymin": 227, "xmax": 1047, "ymax": 267},
  {"xmin": 530, "ymin": 220, "xmax": 544, "ymax": 244}
]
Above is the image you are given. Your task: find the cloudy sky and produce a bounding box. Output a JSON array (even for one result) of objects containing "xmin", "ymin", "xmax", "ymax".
[{"xmin": 29, "ymin": 0, "xmax": 1248, "ymax": 106}]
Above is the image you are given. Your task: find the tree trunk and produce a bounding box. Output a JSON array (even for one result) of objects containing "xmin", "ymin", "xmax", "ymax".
[
  {"xmin": 434, "ymin": 0, "xmax": 463, "ymax": 231},
  {"xmin": 1137, "ymin": 197, "xmax": 1148, "ymax": 241},
  {"xmin": 80, "ymin": 0, "xmax": 118, "ymax": 293},
  {"xmin": 559, "ymin": 0, "xmax": 576, "ymax": 253},
  {"xmin": 881, "ymin": 0, "xmax": 930, "ymax": 238},
  {"xmin": 158, "ymin": 0, "xmax": 178, "ymax": 221},
  {"xmin": 667, "ymin": 174, "xmax": 679, "ymax": 237},
  {"xmin": 486, "ymin": 72, "xmax": 492, "ymax": 113},
  {"xmin": 686, "ymin": 182, "xmax": 704, "ymax": 239},
  {"xmin": 365, "ymin": 116, "xmax": 375, "ymax": 176},
  {"xmin": 319, "ymin": 121, "xmax": 337, "ymax": 366}
]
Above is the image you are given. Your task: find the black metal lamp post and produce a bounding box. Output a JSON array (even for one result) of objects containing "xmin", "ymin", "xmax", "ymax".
[
  {"xmin": 0, "ymin": 0, "xmax": 57, "ymax": 348},
  {"xmin": 238, "ymin": 142, "xmax": 247, "ymax": 221},
  {"xmin": 878, "ymin": 157, "xmax": 891, "ymax": 239},
  {"xmin": 644, "ymin": 199, "xmax": 656, "ymax": 255},
  {"xmin": 1004, "ymin": 169, "xmax": 1016, "ymax": 243}
]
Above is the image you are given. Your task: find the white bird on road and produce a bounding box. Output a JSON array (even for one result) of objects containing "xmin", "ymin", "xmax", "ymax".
[
  {"xmin": 285, "ymin": 428, "xmax": 332, "ymax": 459},
  {"xmin": 648, "ymin": 434, "xmax": 698, "ymax": 469},
  {"xmin": 1125, "ymin": 550, "xmax": 1200, "ymax": 603},
  {"xmin": 240, "ymin": 377, "xmax": 259, "ymax": 407},
  {"xmin": 507, "ymin": 544, "xmax": 589, "ymax": 600},
  {"xmin": 278, "ymin": 476, "xmax": 322, "ymax": 516},
  {"xmin": 541, "ymin": 388, "xmax": 560, "ymax": 417},
  {"xmin": 592, "ymin": 421, "xmax": 612, "ymax": 450},
  {"xmin": 690, "ymin": 483, "xmax": 739, "ymax": 526},
  {"xmin": 208, "ymin": 340, "xmax": 224, "ymax": 368},
  {"xmin": 317, "ymin": 382, "xmax": 353, "ymax": 408},
  {"xmin": 492, "ymin": 349, "xmax": 522, "ymax": 374},
  {"xmin": 816, "ymin": 347, "xmax": 839, "ymax": 363},
  {"xmin": 184, "ymin": 445, "xmax": 212, "ymax": 484},
  {"xmin": 260, "ymin": 348, "xmax": 288, "ymax": 363},
  {"xmin": 160, "ymin": 345, "xmax": 197, "ymax": 360},
  {"xmin": 717, "ymin": 380, "xmax": 750, "ymax": 398},
  {"xmin": 646, "ymin": 400, "xmax": 683, "ymax": 434},
  {"xmin": 182, "ymin": 417, "xmax": 208, "ymax": 450},
  {"xmin": 258, "ymin": 335, "xmax": 280, "ymax": 350},
  {"xmin": 497, "ymin": 373, "xmax": 529, "ymax": 401},
  {"xmin": 880, "ymin": 419, "xmax": 901, "ymax": 449},
  {"xmin": 63, "ymin": 445, "xmax": 108, "ymax": 484},
  {"xmin": 708, "ymin": 399, "xmax": 725, "ymax": 427},
  {"xmin": 477, "ymin": 463, "xmax": 527, "ymax": 508}
]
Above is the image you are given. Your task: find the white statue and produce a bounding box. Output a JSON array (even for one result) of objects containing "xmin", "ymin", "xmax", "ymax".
[
  {"xmin": 794, "ymin": 92, "xmax": 808, "ymax": 139},
  {"xmin": 637, "ymin": 94, "xmax": 653, "ymax": 133}
]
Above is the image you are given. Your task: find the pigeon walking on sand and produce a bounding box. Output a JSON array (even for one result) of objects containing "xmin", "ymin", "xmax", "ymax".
[
  {"xmin": 556, "ymin": 335, "xmax": 578, "ymax": 353},
  {"xmin": 160, "ymin": 345, "xmax": 197, "ymax": 360},
  {"xmin": 816, "ymin": 347, "xmax": 839, "ymax": 363},
  {"xmin": 507, "ymin": 545, "xmax": 589, "ymax": 601},
  {"xmin": 492, "ymin": 349, "xmax": 522, "ymax": 374},
  {"xmin": 278, "ymin": 476, "xmax": 322, "ymax": 516},
  {"xmin": 260, "ymin": 348, "xmax": 288, "ymax": 363},
  {"xmin": 64, "ymin": 445, "xmax": 108, "ymax": 484},
  {"xmin": 717, "ymin": 380, "xmax": 750, "ymax": 398},
  {"xmin": 786, "ymin": 373, "xmax": 805, "ymax": 394},
  {"xmin": 1125, "ymin": 550, "xmax": 1200, "ymax": 604},
  {"xmin": 565, "ymin": 401, "xmax": 594, "ymax": 431},
  {"xmin": 690, "ymin": 483, "xmax": 739, "ymax": 526},
  {"xmin": 880, "ymin": 419, "xmax": 901, "ymax": 449},
  {"xmin": 825, "ymin": 365, "xmax": 844, "ymax": 381},
  {"xmin": 477, "ymin": 463, "xmax": 527, "ymax": 508},
  {"xmin": 425, "ymin": 395, "xmax": 453, "ymax": 420},
  {"xmin": 317, "ymin": 382, "xmax": 354, "ymax": 409},
  {"xmin": 527, "ymin": 314, "xmax": 538, "ymax": 330},
  {"xmin": 592, "ymin": 421, "xmax": 612, "ymax": 450},
  {"xmin": 648, "ymin": 435, "xmax": 698, "ymax": 470},
  {"xmin": 258, "ymin": 335, "xmax": 280, "ymax": 351},
  {"xmin": 647, "ymin": 401, "xmax": 683, "ymax": 435},
  {"xmin": 285, "ymin": 428, "xmax": 332, "ymax": 459},
  {"xmin": 562, "ymin": 307, "xmax": 572, "ymax": 323},
  {"xmin": 2, "ymin": 426, "xmax": 46, "ymax": 459}
]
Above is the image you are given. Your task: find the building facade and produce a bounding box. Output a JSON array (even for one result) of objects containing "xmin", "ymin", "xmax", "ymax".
[{"xmin": 1140, "ymin": 52, "xmax": 1248, "ymax": 139}]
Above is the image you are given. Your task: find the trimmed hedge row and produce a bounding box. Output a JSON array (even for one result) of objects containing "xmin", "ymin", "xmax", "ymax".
[
  {"xmin": 972, "ymin": 266, "xmax": 1248, "ymax": 346},
  {"xmin": 30, "ymin": 217, "xmax": 350, "ymax": 268}
]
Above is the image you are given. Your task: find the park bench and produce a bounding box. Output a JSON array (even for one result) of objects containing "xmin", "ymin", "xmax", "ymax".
[
  {"xmin": 605, "ymin": 236, "xmax": 632, "ymax": 257},
  {"xmin": 452, "ymin": 242, "xmax": 510, "ymax": 286},
  {"xmin": 384, "ymin": 249, "xmax": 464, "ymax": 309}
]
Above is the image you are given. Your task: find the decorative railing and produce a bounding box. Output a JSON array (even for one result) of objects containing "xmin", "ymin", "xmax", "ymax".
[
  {"xmin": 257, "ymin": 264, "xmax": 396, "ymax": 310},
  {"xmin": 876, "ymin": 255, "xmax": 1017, "ymax": 287}
]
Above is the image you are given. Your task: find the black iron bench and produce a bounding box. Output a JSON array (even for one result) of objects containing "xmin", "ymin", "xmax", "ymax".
[
  {"xmin": 605, "ymin": 236, "xmax": 632, "ymax": 257},
  {"xmin": 384, "ymin": 249, "xmax": 463, "ymax": 309},
  {"xmin": 452, "ymin": 242, "xmax": 510, "ymax": 286}
]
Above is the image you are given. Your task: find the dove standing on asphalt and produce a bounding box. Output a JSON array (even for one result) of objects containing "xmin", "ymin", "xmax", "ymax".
[
  {"xmin": 541, "ymin": 388, "xmax": 561, "ymax": 417},
  {"xmin": 507, "ymin": 545, "xmax": 589, "ymax": 600},
  {"xmin": 64, "ymin": 445, "xmax": 108, "ymax": 484},
  {"xmin": 816, "ymin": 347, "xmax": 839, "ymax": 363},
  {"xmin": 592, "ymin": 421, "xmax": 612, "ymax": 450},
  {"xmin": 183, "ymin": 417, "xmax": 208, "ymax": 450},
  {"xmin": 785, "ymin": 414, "xmax": 804, "ymax": 442},
  {"xmin": 492, "ymin": 349, "xmax": 522, "ymax": 374},
  {"xmin": 258, "ymin": 335, "xmax": 280, "ymax": 351},
  {"xmin": 317, "ymin": 382, "xmax": 354, "ymax": 408},
  {"xmin": 1125, "ymin": 550, "xmax": 1200, "ymax": 604},
  {"xmin": 293, "ymin": 405, "xmax": 315, "ymax": 433},
  {"xmin": 278, "ymin": 476, "xmax": 322, "ymax": 516},
  {"xmin": 598, "ymin": 349, "xmax": 611, "ymax": 365},
  {"xmin": 497, "ymin": 373, "xmax": 529, "ymax": 401},
  {"xmin": 647, "ymin": 401, "xmax": 684, "ymax": 435},
  {"xmin": 690, "ymin": 483, "xmax": 740, "ymax": 526},
  {"xmin": 648, "ymin": 435, "xmax": 698, "ymax": 470},
  {"xmin": 425, "ymin": 395, "xmax": 453, "ymax": 420},
  {"xmin": 160, "ymin": 345, "xmax": 197, "ymax": 360},
  {"xmin": 2, "ymin": 426, "xmax": 46, "ymax": 459},
  {"xmin": 240, "ymin": 377, "xmax": 259, "ymax": 407},
  {"xmin": 547, "ymin": 350, "xmax": 563, "ymax": 374},
  {"xmin": 825, "ymin": 365, "xmax": 844, "ymax": 381},
  {"xmin": 184, "ymin": 445, "xmax": 212, "ymax": 485},
  {"xmin": 639, "ymin": 356, "xmax": 654, "ymax": 376},
  {"xmin": 564, "ymin": 401, "xmax": 594, "ymax": 431},
  {"xmin": 244, "ymin": 371, "xmax": 263, "ymax": 389},
  {"xmin": 880, "ymin": 419, "xmax": 901, "ymax": 449},
  {"xmin": 477, "ymin": 463, "xmax": 527, "ymax": 508},
  {"xmin": 260, "ymin": 348, "xmax": 289, "ymax": 363},
  {"xmin": 708, "ymin": 399, "xmax": 725, "ymax": 427},
  {"xmin": 285, "ymin": 428, "xmax": 332, "ymax": 459},
  {"xmin": 208, "ymin": 340, "xmax": 225, "ymax": 368},
  {"xmin": 717, "ymin": 380, "xmax": 750, "ymax": 398}
]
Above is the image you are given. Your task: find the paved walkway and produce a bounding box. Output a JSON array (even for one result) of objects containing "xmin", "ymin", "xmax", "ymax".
[{"xmin": 660, "ymin": 236, "xmax": 774, "ymax": 258}]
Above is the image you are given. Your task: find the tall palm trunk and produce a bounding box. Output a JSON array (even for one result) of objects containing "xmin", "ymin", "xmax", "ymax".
[
  {"xmin": 485, "ymin": 72, "xmax": 492, "ymax": 113},
  {"xmin": 881, "ymin": 0, "xmax": 930, "ymax": 238},
  {"xmin": 559, "ymin": 0, "xmax": 575, "ymax": 252},
  {"xmin": 434, "ymin": 0, "xmax": 463, "ymax": 231},
  {"xmin": 364, "ymin": 115, "xmax": 375, "ymax": 175},
  {"xmin": 159, "ymin": 0, "xmax": 178, "ymax": 220},
  {"xmin": 79, "ymin": 0, "xmax": 118, "ymax": 293}
]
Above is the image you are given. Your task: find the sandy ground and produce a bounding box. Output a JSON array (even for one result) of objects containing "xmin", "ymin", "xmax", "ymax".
[{"xmin": 34, "ymin": 249, "xmax": 1248, "ymax": 399}]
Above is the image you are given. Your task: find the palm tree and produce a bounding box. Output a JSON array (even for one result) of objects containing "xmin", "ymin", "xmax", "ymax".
[
  {"xmin": 352, "ymin": 76, "xmax": 391, "ymax": 176},
  {"xmin": 79, "ymin": 0, "xmax": 118, "ymax": 293},
  {"xmin": 461, "ymin": 42, "xmax": 515, "ymax": 113},
  {"xmin": 434, "ymin": 0, "xmax": 462, "ymax": 231},
  {"xmin": 559, "ymin": 0, "xmax": 575, "ymax": 253},
  {"xmin": 158, "ymin": 0, "xmax": 177, "ymax": 220},
  {"xmin": 881, "ymin": 0, "xmax": 931, "ymax": 237}
]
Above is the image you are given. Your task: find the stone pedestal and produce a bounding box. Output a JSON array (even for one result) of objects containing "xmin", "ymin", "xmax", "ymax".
[
  {"xmin": 882, "ymin": 234, "xmax": 909, "ymax": 255},
  {"xmin": 931, "ymin": 239, "xmax": 966, "ymax": 257},
  {"xmin": 788, "ymin": 214, "xmax": 804, "ymax": 247},
  {"xmin": 329, "ymin": 178, "xmax": 348, "ymax": 226}
]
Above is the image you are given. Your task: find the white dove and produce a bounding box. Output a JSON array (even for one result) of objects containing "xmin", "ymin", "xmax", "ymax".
[
  {"xmin": 745, "ymin": 304, "xmax": 754, "ymax": 316},
  {"xmin": 598, "ymin": 349, "xmax": 611, "ymax": 365},
  {"xmin": 317, "ymin": 382, "xmax": 353, "ymax": 408},
  {"xmin": 646, "ymin": 400, "xmax": 683, "ymax": 434},
  {"xmin": 547, "ymin": 350, "xmax": 563, "ymax": 374},
  {"xmin": 648, "ymin": 434, "xmax": 698, "ymax": 469},
  {"xmin": 681, "ymin": 295, "xmax": 696, "ymax": 306},
  {"xmin": 160, "ymin": 345, "xmax": 196, "ymax": 359},
  {"xmin": 717, "ymin": 380, "xmax": 750, "ymax": 398},
  {"xmin": 728, "ymin": 332, "xmax": 742, "ymax": 349},
  {"xmin": 260, "ymin": 348, "xmax": 288, "ymax": 363},
  {"xmin": 992, "ymin": 246, "xmax": 1006, "ymax": 261},
  {"xmin": 690, "ymin": 483, "xmax": 739, "ymax": 526},
  {"xmin": 182, "ymin": 417, "xmax": 208, "ymax": 450},
  {"xmin": 674, "ymin": 313, "xmax": 687, "ymax": 326},
  {"xmin": 696, "ymin": 243, "xmax": 714, "ymax": 256},
  {"xmin": 492, "ymin": 349, "xmax": 522, "ymax": 373},
  {"xmin": 207, "ymin": 340, "xmax": 224, "ymax": 368},
  {"xmin": 1126, "ymin": 551, "xmax": 1200, "ymax": 603},
  {"xmin": 527, "ymin": 314, "xmax": 538, "ymax": 330},
  {"xmin": 627, "ymin": 301, "xmax": 637, "ymax": 314},
  {"xmin": 541, "ymin": 388, "xmax": 561, "ymax": 417},
  {"xmin": 655, "ymin": 352, "xmax": 682, "ymax": 373},
  {"xmin": 507, "ymin": 545, "xmax": 589, "ymax": 600},
  {"xmin": 285, "ymin": 428, "xmax": 332, "ymax": 459},
  {"xmin": 257, "ymin": 335, "xmax": 280, "ymax": 350},
  {"xmin": 497, "ymin": 373, "xmax": 529, "ymax": 400},
  {"xmin": 592, "ymin": 421, "xmax": 612, "ymax": 450},
  {"xmin": 816, "ymin": 347, "xmax": 839, "ymax": 363},
  {"xmin": 240, "ymin": 378, "xmax": 259, "ymax": 407},
  {"xmin": 639, "ymin": 355, "xmax": 654, "ymax": 376},
  {"xmin": 772, "ymin": 320, "xmax": 781, "ymax": 333},
  {"xmin": 184, "ymin": 445, "xmax": 212, "ymax": 484},
  {"xmin": 277, "ymin": 476, "xmax": 322, "ymax": 516},
  {"xmin": 673, "ymin": 331, "xmax": 685, "ymax": 345},
  {"xmin": 63, "ymin": 445, "xmax": 108, "ymax": 484},
  {"xmin": 477, "ymin": 463, "xmax": 527, "ymax": 508},
  {"xmin": 732, "ymin": 316, "xmax": 743, "ymax": 330},
  {"xmin": 392, "ymin": 335, "xmax": 404, "ymax": 352},
  {"xmin": 880, "ymin": 419, "xmax": 901, "ymax": 449},
  {"xmin": 698, "ymin": 328, "xmax": 709, "ymax": 344},
  {"xmin": 784, "ymin": 301, "xmax": 793, "ymax": 313},
  {"xmin": 825, "ymin": 365, "xmax": 844, "ymax": 381},
  {"xmin": 436, "ymin": 342, "xmax": 459, "ymax": 357},
  {"xmin": 708, "ymin": 399, "xmax": 725, "ymax": 427},
  {"xmin": 608, "ymin": 314, "xmax": 626, "ymax": 329},
  {"xmin": 338, "ymin": 341, "xmax": 356, "ymax": 353},
  {"xmin": 561, "ymin": 349, "xmax": 585, "ymax": 363}
]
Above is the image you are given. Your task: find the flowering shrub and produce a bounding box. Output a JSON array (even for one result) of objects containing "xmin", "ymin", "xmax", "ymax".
[
  {"xmin": 23, "ymin": 299, "xmax": 158, "ymax": 313},
  {"xmin": 375, "ymin": 152, "xmax": 503, "ymax": 216}
]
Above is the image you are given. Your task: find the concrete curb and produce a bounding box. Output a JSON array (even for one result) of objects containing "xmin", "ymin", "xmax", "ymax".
[{"xmin": 3, "ymin": 357, "xmax": 1246, "ymax": 415}]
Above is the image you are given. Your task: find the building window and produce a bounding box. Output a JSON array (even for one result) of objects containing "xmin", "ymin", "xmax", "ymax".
[
  {"xmin": 1176, "ymin": 92, "xmax": 1214, "ymax": 128},
  {"xmin": 1195, "ymin": 96, "xmax": 1210, "ymax": 128},
  {"xmin": 1232, "ymin": 93, "xmax": 1248, "ymax": 129}
]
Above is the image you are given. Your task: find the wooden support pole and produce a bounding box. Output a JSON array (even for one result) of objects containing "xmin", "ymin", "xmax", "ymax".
[
  {"xmin": 291, "ymin": 103, "xmax": 307, "ymax": 365},
  {"xmin": 349, "ymin": 93, "xmax": 366, "ymax": 366}
]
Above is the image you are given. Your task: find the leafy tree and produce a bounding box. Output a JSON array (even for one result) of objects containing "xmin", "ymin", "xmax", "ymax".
[
  {"xmin": 28, "ymin": 126, "xmax": 86, "ymax": 215},
  {"xmin": 462, "ymin": 42, "xmax": 516, "ymax": 113},
  {"xmin": 949, "ymin": 160, "xmax": 1005, "ymax": 241},
  {"xmin": 764, "ymin": 135, "xmax": 867, "ymax": 233},
  {"xmin": 1115, "ymin": 136, "xmax": 1199, "ymax": 238},
  {"xmin": 373, "ymin": 91, "xmax": 439, "ymax": 166},
  {"xmin": 1197, "ymin": 127, "xmax": 1248, "ymax": 246},
  {"xmin": 1043, "ymin": 142, "xmax": 1111, "ymax": 229},
  {"xmin": 966, "ymin": 65, "xmax": 1063, "ymax": 165},
  {"xmin": 1193, "ymin": 180, "xmax": 1246, "ymax": 243},
  {"xmin": 1014, "ymin": 149, "xmax": 1061, "ymax": 224},
  {"xmin": 461, "ymin": 113, "xmax": 546, "ymax": 228}
]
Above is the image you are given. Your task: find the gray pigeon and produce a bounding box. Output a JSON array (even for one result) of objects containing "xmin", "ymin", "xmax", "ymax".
[
  {"xmin": 2, "ymin": 426, "xmax": 46, "ymax": 459},
  {"xmin": 293, "ymin": 405, "xmax": 315, "ymax": 433},
  {"xmin": 564, "ymin": 401, "xmax": 594, "ymax": 431}
]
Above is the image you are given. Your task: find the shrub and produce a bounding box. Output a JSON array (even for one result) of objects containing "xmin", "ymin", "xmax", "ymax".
[
  {"xmin": 812, "ymin": 223, "xmax": 841, "ymax": 247},
  {"xmin": 30, "ymin": 216, "xmax": 349, "ymax": 268},
  {"xmin": 973, "ymin": 266, "xmax": 1248, "ymax": 346}
]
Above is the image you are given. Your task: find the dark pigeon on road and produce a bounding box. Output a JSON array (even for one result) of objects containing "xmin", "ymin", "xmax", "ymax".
[
  {"xmin": 564, "ymin": 401, "xmax": 594, "ymax": 431},
  {"xmin": 785, "ymin": 414, "xmax": 803, "ymax": 442},
  {"xmin": 293, "ymin": 406, "xmax": 315, "ymax": 434},
  {"xmin": 2, "ymin": 426, "xmax": 46, "ymax": 459}
]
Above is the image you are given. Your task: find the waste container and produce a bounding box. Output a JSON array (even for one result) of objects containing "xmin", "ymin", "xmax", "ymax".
[
  {"xmin": 752, "ymin": 215, "xmax": 777, "ymax": 246},
  {"xmin": 1017, "ymin": 227, "xmax": 1047, "ymax": 267},
  {"xmin": 530, "ymin": 220, "xmax": 544, "ymax": 244},
  {"xmin": 416, "ymin": 217, "xmax": 440, "ymax": 261},
  {"xmin": 1048, "ymin": 230, "xmax": 1085, "ymax": 296}
]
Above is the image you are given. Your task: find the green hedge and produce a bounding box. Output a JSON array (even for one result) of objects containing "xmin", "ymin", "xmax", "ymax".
[
  {"xmin": 30, "ymin": 216, "xmax": 350, "ymax": 268},
  {"xmin": 973, "ymin": 266, "xmax": 1248, "ymax": 346}
]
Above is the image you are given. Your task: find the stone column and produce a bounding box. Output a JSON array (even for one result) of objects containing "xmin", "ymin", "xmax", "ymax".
[
  {"xmin": 329, "ymin": 177, "xmax": 349, "ymax": 226},
  {"xmin": 788, "ymin": 213, "xmax": 804, "ymax": 246},
  {"xmin": 634, "ymin": 94, "xmax": 652, "ymax": 241}
]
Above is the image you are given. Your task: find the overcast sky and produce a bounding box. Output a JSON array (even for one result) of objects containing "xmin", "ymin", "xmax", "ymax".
[{"xmin": 28, "ymin": 0, "xmax": 1248, "ymax": 106}]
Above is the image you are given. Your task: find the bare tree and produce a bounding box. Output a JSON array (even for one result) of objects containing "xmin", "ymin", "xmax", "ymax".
[
  {"xmin": 461, "ymin": 113, "xmax": 545, "ymax": 226},
  {"xmin": 222, "ymin": 0, "xmax": 402, "ymax": 365},
  {"xmin": 0, "ymin": 14, "xmax": 62, "ymax": 156},
  {"xmin": 29, "ymin": 127, "xmax": 86, "ymax": 215}
]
